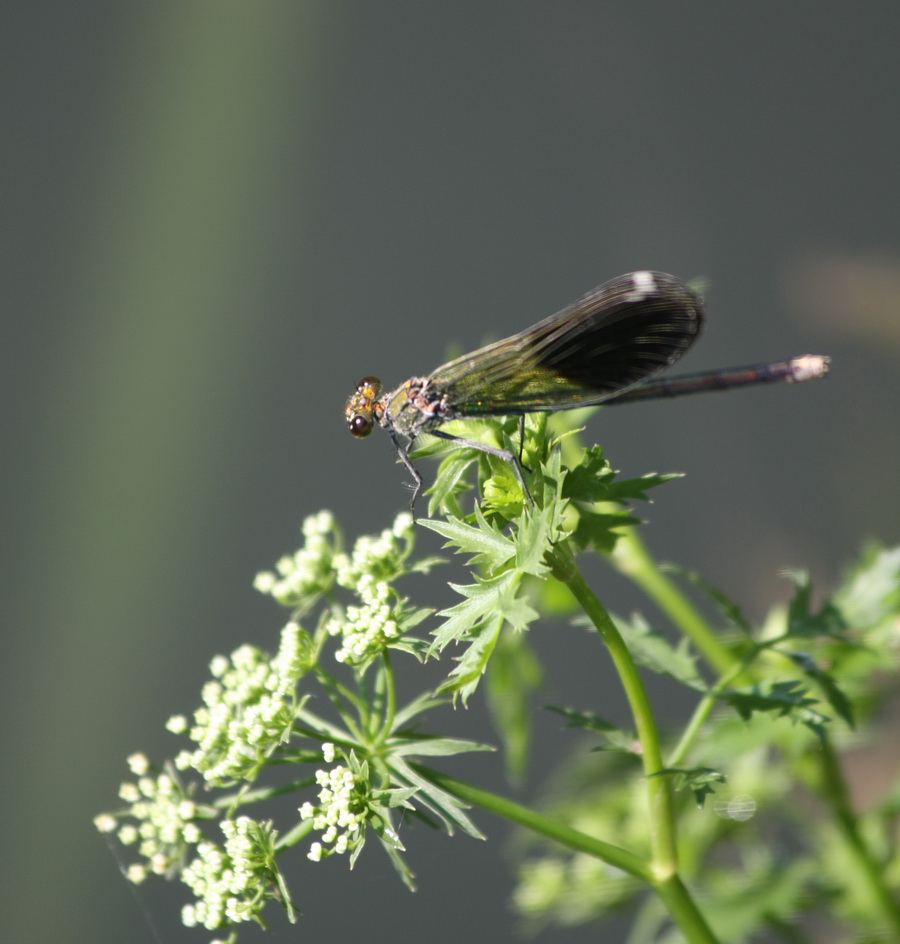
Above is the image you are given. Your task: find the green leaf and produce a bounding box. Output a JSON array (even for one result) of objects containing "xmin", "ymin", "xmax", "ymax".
[
  {"xmin": 427, "ymin": 448, "xmax": 478, "ymax": 515},
  {"xmin": 785, "ymin": 650, "xmax": 855, "ymax": 728},
  {"xmin": 388, "ymin": 735, "xmax": 495, "ymax": 757},
  {"xmin": 375, "ymin": 786, "xmax": 420, "ymax": 808},
  {"xmin": 603, "ymin": 472, "xmax": 682, "ymax": 503},
  {"xmin": 368, "ymin": 806, "xmax": 416, "ymax": 890},
  {"xmin": 561, "ymin": 445, "xmax": 616, "ymax": 502},
  {"xmin": 783, "ymin": 570, "xmax": 848, "ymax": 640},
  {"xmin": 833, "ymin": 542, "xmax": 900, "ymax": 628},
  {"xmin": 388, "ymin": 757, "xmax": 485, "ymax": 839},
  {"xmin": 571, "ymin": 508, "xmax": 640, "ymax": 554},
  {"xmin": 481, "ymin": 466, "xmax": 526, "ymax": 518},
  {"xmin": 432, "ymin": 569, "xmax": 540, "ymax": 702},
  {"xmin": 419, "ymin": 507, "xmax": 515, "ymax": 571},
  {"xmin": 544, "ymin": 704, "xmax": 621, "ymax": 734},
  {"xmin": 514, "ymin": 512, "xmax": 553, "ymax": 577},
  {"xmin": 437, "ymin": 612, "xmax": 505, "ymax": 703},
  {"xmin": 544, "ymin": 705, "xmax": 639, "ymax": 754},
  {"xmin": 651, "ymin": 766, "xmax": 727, "ymax": 808},
  {"xmin": 611, "ymin": 612, "xmax": 706, "ymax": 690},
  {"xmin": 720, "ymin": 680, "xmax": 829, "ymax": 741},
  {"xmin": 429, "ymin": 570, "xmax": 521, "ymax": 652}
]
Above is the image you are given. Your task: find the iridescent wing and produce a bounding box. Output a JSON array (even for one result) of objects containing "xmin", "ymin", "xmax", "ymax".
[{"xmin": 427, "ymin": 271, "xmax": 703, "ymax": 415}]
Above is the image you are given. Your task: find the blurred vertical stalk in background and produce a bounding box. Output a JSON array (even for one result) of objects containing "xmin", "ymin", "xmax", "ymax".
[{"xmin": 3, "ymin": 5, "xmax": 329, "ymax": 940}]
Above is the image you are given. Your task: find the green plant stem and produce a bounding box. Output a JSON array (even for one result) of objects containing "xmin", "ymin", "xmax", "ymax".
[
  {"xmin": 817, "ymin": 736, "xmax": 900, "ymax": 933},
  {"xmin": 545, "ymin": 539, "xmax": 678, "ymax": 879},
  {"xmin": 609, "ymin": 524, "xmax": 734, "ymax": 675},
  {"xmin": 415, "ymin": 764, "xmax": 651, "ymax": 879},
  {"xmin": 653, "ymin": 874, "xmax": 722, "ymax": 944},
  {"xmin": 416, "ymin": 765, "xmax": 721, "ymax": 944},
  {"xmin": 666, "ymin": 657, "xmax": 749, "ymax": 767},
  {"xmin": 376, "ymin": 650, "xmax": 397, "ymax": 741}
]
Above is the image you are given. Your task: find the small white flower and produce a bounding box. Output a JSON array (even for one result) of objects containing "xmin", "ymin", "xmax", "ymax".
[
  {"xmin": 209, "ymin": 655, "xmax": 229, "ymax": 678},
  {"xmin": 119, "ymin": 782, "xmax": 140, "ymax": 803},
  {"xmin": 392, "ymin": 511, "xmax": 414, "ymax": 538},
  {"xmin": 127, "ymin": 753, "xmax": 150, "ymax": 775},
  {"xmin": 126, "ymin": 863, "xmax": 147, "ymax": 884},
  {"xmin": 253, "ymin": 570, "xmax": 276, "ymax": 593},
  {"xmin": 94, "ymin": 813, "xmax": 117, "ymax": 833}
]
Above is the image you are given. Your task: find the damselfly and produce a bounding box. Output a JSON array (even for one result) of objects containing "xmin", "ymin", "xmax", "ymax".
[{"xmin": 345, "ymin": 270, "xmax": 829, "ymax": 506}]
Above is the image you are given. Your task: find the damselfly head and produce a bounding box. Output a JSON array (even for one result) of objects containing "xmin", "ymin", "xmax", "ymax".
[{"xmin": 346, "ymin": 376, "xmax": 383, "ymax": 437}]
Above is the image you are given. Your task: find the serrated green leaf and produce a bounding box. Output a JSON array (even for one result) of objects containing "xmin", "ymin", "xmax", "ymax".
[
  {"xmin": 545, "ymin": 704, "xmax": 639, "ymax": 753},
  {"xmin": 786, "ymin": 650, "xmax": 855, "ymax": 728},
  {"xmin": 784, "ymin": 570, "xmax": 848, "ymax": 640},
  {"xmin": 603, "ymin": 472, "xmax": 682, "ymax": 503},
  {"xmin": 611, "ymin": 612, "xmax": 706, "ymax": 690},
  {"xmin": 436, "ymin": 577, "xmax": 538, "ymax": 703},
  {"xmin": 419, "ymin": 508, "xmax": 516, "ymax": 571},
  {"xmin": 651, "ymin": 766, "xmax": 727, "ymax": 808},
  {"xmin": 571, "ymin": 508, "xmax": 640, "ymax": 553},
  {"xmin": 561, "ymin": 445, "xmax": 616, "ymax": 502},
  {"xmin": 544, "ymin": 704, "xmax": 620, "ymax": 733},
  {"xmin": 722, "ymin": 680, "xmax": 819, "ymax": 719},
  {"xmin": 481, "ymin": 466, "xmax": 525, "ymax": 518},
  {"xmin": 437, "ymin": 612, "xmax": 504, "ymax": 703},
  {"xmin": 429, "ymin": 570, "xmax": 520, "ymax": 653},
  {"xmin": 720, "ymin": 680, "xmax": 829, "ymax": 740},
  {"xmin": 427, "ymin": 448, "xmax": 478, "ymax": 515},
  {"xmin": 514, "ymin": 502, "xmax": 555, "ymax": 577}
]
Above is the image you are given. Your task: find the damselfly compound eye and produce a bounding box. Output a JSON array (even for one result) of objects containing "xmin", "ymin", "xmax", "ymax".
[{"xmin": 349, "ymin": 415, "xmax": 373, "ymax": 437}]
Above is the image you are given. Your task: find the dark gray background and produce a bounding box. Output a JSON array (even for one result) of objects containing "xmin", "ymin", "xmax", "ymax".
[{"xmin": 4, "ymin": 3, "xmax": 899, "ymax": 943}]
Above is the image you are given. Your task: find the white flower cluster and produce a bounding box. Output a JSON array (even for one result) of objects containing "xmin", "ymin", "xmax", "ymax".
[
  {"xmin": 333, "ymin": 512, "xmax": 415, "ymax": 591},
  {"xmin": 173, "ymin": 638, "xmax": 298, "ymax": 785},
  {"xmin": 299, "ymin": 751, "xmax": 367, "ymax": 861},
  {"xmin": 181, "ymin": 816, "xmax": 273, "ymax": 933},
  {"xmin": 327, "ymin": 576, "xmax": 401, "ymax": 664},
  {"xmin": 253, "ymin": 511, "xmax": 337, "ymax": 605},
  {"xmin": 93, "ymin": 754, "xmax": 200, "ymax": 885},
  {"xmin": 252, "ymin": 511, "xmax": 418, "ymax": 668}
]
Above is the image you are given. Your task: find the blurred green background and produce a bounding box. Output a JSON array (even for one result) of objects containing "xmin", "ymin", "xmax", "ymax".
[{"xmin": 4, "ymin": 4, "xmax": 900, "ymax": 943}]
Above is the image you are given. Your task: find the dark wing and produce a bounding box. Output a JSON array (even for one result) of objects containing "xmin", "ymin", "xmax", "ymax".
[{"xmin": 428, "ymin": 271, "xmax": 704, "ymax": 415}]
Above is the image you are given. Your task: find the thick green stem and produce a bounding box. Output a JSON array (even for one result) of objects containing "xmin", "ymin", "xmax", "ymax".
[
  {"xmin": 609, "ymin": 525, "xmax": 734, "ymax": 675},
  {"xmin": 414, "ymin": 764, "xmax": 652, "ymax": 880},
  {"xmin": 653, "ymin": 873, "xmax": 722, "ymax": 944},
  {"xmin": 545, "ymin": 539, "xmax": 678, "ymax": 880},
  {"xmin": 416, "ymin": 765, "xmax": 720, "ymax": 944}
]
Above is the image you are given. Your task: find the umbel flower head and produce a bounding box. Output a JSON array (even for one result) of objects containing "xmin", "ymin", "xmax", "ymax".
[
  {"xmin": 299, "ymin": 744, "xmax": 370, "ymax": 860},
  {"xmin": 96, "ymin": 509, "xmax": 474, "ymax": 941}
]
